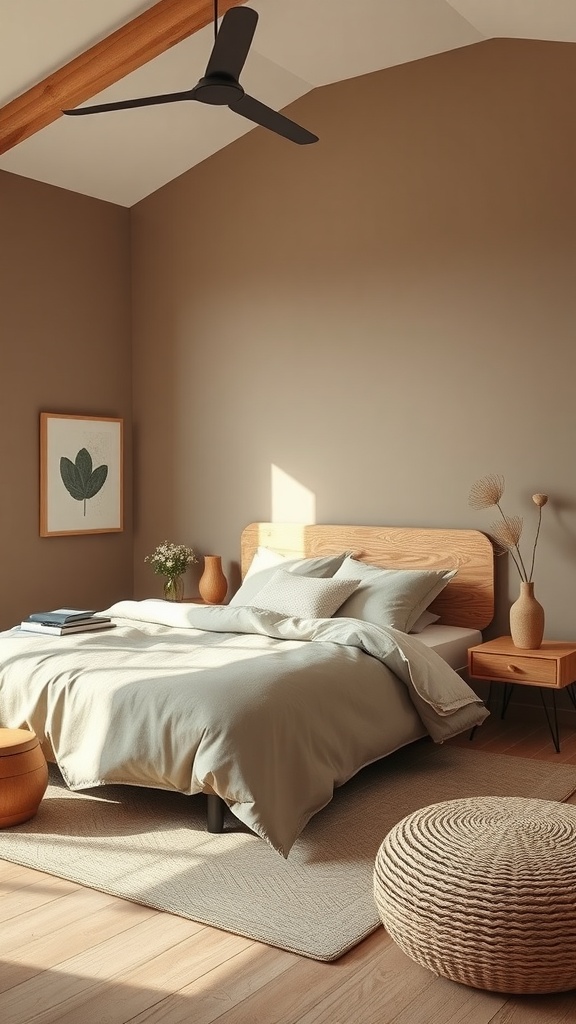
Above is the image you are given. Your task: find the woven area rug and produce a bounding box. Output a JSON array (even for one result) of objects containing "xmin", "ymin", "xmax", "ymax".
[{"xmin": 1, "ymin": 742, "xmax": 575, "ymax": 961}]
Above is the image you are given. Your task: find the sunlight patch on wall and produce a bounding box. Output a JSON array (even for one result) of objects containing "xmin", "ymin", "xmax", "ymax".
[{"xmin": 271, "ymin": 465, "xmax": 316, "ymax": 524}]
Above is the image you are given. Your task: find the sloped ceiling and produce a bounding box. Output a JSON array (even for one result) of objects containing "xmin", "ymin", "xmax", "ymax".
[{"xmin": 0, "ymin": 0, "xmax": 575, "ymax": 207}]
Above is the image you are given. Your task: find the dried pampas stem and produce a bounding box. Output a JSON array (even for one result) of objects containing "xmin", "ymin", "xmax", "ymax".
[
  {"xmin": 468, "ymin": 475, "xmax": 548, "ymax": 583},
  {"xmin": 468, "ymin": 474, "xmax": 505, "ymax": 510}
]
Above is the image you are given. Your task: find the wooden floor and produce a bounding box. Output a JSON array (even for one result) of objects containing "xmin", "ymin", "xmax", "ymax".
[{"xmin": 1, "ymin": 703, "xmax": 576, "ymax": 1024}]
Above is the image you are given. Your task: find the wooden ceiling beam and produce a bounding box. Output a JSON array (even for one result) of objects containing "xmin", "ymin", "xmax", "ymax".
[{"xmin": 0, "ymin": 0, "xmax": 247, "ymax": 156}]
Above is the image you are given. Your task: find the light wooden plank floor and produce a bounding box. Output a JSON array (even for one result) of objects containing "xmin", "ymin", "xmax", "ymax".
[{"xmin": 1, "ymin": 704, "xmax": 575, "ymax": 1024}]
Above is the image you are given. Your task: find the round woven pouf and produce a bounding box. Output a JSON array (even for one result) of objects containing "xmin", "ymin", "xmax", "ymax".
[{"xmin": 373, "ymin": 796, "xmax": 576, "ymax": 994}]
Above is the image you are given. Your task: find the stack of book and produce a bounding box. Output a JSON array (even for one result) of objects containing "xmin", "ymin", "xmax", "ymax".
[{"xmin": 20, "ymin": 608, "xmax": 116, "ymax": 636}]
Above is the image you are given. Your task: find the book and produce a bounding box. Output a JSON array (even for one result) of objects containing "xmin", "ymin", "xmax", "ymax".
[
  {"xmin": 27, "ymin": 608, "xmax": 98, "ymax": 624},
  {"xmin": 20, "ymin": 618, "xmax": 115, "ymax": 636},
  {"xmin": 23, "ymin": 615, "xmax": 112, "ymax": 627}
]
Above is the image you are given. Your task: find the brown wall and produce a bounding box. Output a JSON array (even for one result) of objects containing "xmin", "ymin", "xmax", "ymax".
[
  {"xmin": 129, "ymin": 37, "xmax": 575, "ymax": 638},
  {"xmin": 0, "ymin": 171, "xmax": 133, "ymax": 629}
]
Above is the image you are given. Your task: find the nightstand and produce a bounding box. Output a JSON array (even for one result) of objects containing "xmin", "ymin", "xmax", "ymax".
[{"xmin": 468, "ymin": 636, "xmax": 576, "ymax": 752}]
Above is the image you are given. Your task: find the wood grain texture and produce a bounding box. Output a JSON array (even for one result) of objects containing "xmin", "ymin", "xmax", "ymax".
[
  {"xmin": 0, "ymin": 0, "xmax": 247, "ymax": 155},
  {"xmin": 469, "ymin": 638, "xmax": 576, "ymax": 689},
  {"xmin": 241, "ymin": 523, "xmax": 495, "ymax": 630}
]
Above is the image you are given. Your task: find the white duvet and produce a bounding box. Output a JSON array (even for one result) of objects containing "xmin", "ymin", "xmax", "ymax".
[{"xmin": 0, "ymin": 601, "xmax": 488, "ymax": 855}]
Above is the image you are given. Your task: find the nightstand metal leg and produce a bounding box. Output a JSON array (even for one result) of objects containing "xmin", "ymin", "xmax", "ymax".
[
  {"xmin": 539, "ymin": 688, "xmax": 560, "ymax": 753},
  {"xmin": 566, "ymin": 683, "xmax": 576, "ymax": 711},
  {"xmin": 500, "ymin": 682, "xmax": 515, "ymax": 720}
]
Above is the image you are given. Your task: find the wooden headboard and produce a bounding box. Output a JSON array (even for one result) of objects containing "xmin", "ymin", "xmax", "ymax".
[{"xmin": 241, "ymin": 523, "xmax": 494, "ymax": 631}]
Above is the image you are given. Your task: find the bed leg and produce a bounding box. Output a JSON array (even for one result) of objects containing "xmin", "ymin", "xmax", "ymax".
[{"xmin": 206, "ymin": 794, "xmax": 225, "ymax": 833}]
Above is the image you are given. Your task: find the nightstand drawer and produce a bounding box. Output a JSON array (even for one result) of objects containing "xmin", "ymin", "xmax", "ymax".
[{"xmin": 469, "ymin": 651, "xmax": 557, "ymax": 686}]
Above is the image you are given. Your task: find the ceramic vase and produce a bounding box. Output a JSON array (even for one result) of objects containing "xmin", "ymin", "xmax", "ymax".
[
  {"xmin": 163, "ymin": 575, "xmax": 184, "ymax": 602},
  {"xmin": 199, "ymin": 555, "xmax": 228, "ymax": 604},
  {"xmin": 509, "ymin": 581, "xmax": 544, "ymax": 650}
]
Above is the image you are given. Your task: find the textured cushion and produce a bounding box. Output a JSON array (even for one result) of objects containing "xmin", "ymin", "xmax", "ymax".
[
  {"xmin": 249, "ymin": 569, "xmax": 360, "ymax": 619},
  {"xmin": 229, "ymin": 551, "xmax": 349, "ymax": 607},
  {"xmin": 333, "ymin": 556, "xmax": 457, "ymax": 633}
]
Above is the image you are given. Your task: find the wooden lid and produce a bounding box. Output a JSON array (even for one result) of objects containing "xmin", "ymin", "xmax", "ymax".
[{"xmin": 0, "ymin": 728, "xmax": 39, "ymax": 754}]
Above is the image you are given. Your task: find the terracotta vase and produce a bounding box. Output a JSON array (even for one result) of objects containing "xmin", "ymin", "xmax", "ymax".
[
  {"xmin": 199, "ymin": 555, "xmax": 228, "ymax": 604},
  {"xmin": 509, "ymin": 581, "xmax": 545, "ymax": 650}
]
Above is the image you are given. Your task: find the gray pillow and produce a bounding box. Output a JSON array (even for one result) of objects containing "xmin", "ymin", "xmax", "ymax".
[
  {"xmin": 229, "ymin": 551, "xmax": 349, "ymax": 607},
  {"xmin": 332, "ymin": 556, "xmax": 457, "ymax": 633},
  {"xmin": 250, "ymin": 569, "xmax": 361, "ymax": 619},
  {"xmin": 410, "ymin": 610, "xmax": 441, "ymax": 633}
]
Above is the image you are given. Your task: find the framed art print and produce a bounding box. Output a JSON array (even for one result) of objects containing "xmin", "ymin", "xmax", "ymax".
[{"xmin": 40, "ymin": 413, "xmax": 124, "ymax": 536}]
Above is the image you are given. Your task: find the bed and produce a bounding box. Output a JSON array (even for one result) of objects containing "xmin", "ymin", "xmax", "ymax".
[{"xmin": 0, "ymin": 523, "xmax": 494, "ymax": 856}]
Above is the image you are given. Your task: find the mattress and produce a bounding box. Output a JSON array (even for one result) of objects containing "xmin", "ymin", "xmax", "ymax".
[{"xmin": 415, "ymin": 624, "xmax": 482, "ymax": 672}]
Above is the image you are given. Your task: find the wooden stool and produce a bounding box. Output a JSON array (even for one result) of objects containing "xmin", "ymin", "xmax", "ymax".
[{"xmin": 0, "ymin": 728, "xmax": 49, "ymax": 828}]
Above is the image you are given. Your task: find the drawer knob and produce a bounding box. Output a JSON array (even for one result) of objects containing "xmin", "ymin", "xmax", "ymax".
[{"xmin": 507, "ymin": 664, "xmax": 521, "ymax": 672}]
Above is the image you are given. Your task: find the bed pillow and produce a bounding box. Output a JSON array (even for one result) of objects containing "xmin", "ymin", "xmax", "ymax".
[
  {"xmin": 332, "ymin": 556, "xmax": 457, "ymax": 633},
  {"xmin": 249, "ymin": 569, "xmax": 361, "ymax": 619},
  {"xmin": 229, "ymin": 551, "xmax": 349, "ymax": 607},
  {"xmin": 243, "ymin": 546, "xmax": 286, "ymax": 580},
  {"xmin": 409, "ymin": 610, "xmax": 441, "ymax": 633}
]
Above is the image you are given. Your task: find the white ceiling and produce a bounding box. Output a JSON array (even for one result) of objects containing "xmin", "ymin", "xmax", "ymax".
[{"xmin": 0, "ymin": 0, "xmax": 575, "ymax": 207}]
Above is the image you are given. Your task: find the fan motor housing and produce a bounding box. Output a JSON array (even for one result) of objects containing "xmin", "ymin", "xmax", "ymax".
[{"xmin": 195, "ymin": 76, "xmax": 244, "ymax": 105}]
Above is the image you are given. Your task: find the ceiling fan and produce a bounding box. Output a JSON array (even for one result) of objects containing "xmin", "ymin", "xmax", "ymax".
[{"xmin": 62, "ymin": 2, "xmax": 318, "ymax": 145}]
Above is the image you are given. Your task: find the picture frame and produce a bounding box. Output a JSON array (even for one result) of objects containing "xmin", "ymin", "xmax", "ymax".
[{"xmin": 40, "ymin": 413, "xmax": 124, "ymax": 537}]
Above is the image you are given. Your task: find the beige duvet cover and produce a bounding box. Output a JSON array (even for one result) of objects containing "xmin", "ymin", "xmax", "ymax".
[{"xmin": 0, "ymin": 601, "xmax": 488, "ymax": 855}]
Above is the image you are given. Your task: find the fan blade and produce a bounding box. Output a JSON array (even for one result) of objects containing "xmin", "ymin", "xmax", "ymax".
[
  {"xmin": 205, "ymin": 7, "xmax": 258, "ymax": 80},
  {"xmin": 62, "ymin": 90, "xmax": 194, "ymax": 116},
  {"xmin": 230, "ymin": 94, "xmax": 318, "ymax": 145}
]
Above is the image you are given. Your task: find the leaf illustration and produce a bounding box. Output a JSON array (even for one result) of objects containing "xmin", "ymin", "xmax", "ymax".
[
  {"xmin": 75, "ymin": 447, "xmax": 93, "ymax": 489},
  {"xmin": 60, "ymin": 457, "xmax": 87, "ymax": 501},
  {"xmin": 85, "ymin": 463, "xmax": 108, "ymax": 499},
  {"xmin": 60, "ymin": 448, "xmax": 109, "ymax": 515}
]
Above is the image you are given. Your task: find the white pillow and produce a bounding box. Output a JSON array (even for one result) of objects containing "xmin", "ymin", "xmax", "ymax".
[
  {"xmin": 244, "ymin": 546, "xmax": 286, "ymax": 580},
  {"xmin": 249, "ymin": 569, "xmax": 361, "ymax": 619},
  {"xmin": 332, "ymin": 556, "xmax": 457, "ymax": 633},
  {"xmin": 410, "ymin": 610, "xmax": 441, "ymax": 633},
  {"xmin": 229, "ymin": 551, "xmax": 350, "ymax": 607}
]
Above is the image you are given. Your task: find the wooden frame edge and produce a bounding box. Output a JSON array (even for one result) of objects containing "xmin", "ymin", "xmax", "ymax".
[{"xmin": 39, "ymin": 412, "xmax": 124, "ymax": 537}]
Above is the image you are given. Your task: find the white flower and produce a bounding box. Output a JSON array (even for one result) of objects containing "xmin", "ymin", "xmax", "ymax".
[{"xmin": 144, "ymin": 541, "xmax": 197, "ymax": 579}]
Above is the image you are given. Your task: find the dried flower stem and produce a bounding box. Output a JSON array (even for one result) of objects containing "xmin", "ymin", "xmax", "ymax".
[
  {"xmin": 528, "ymin": 506, "xmax": 543, "ymax": 583},
  {"xmin": 468, "ymin": 476, "xmax": 548, "ymax": 586},
  {"xmin": 495, "ymin": 501, "xmax": 529, "ymax": 582}
]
